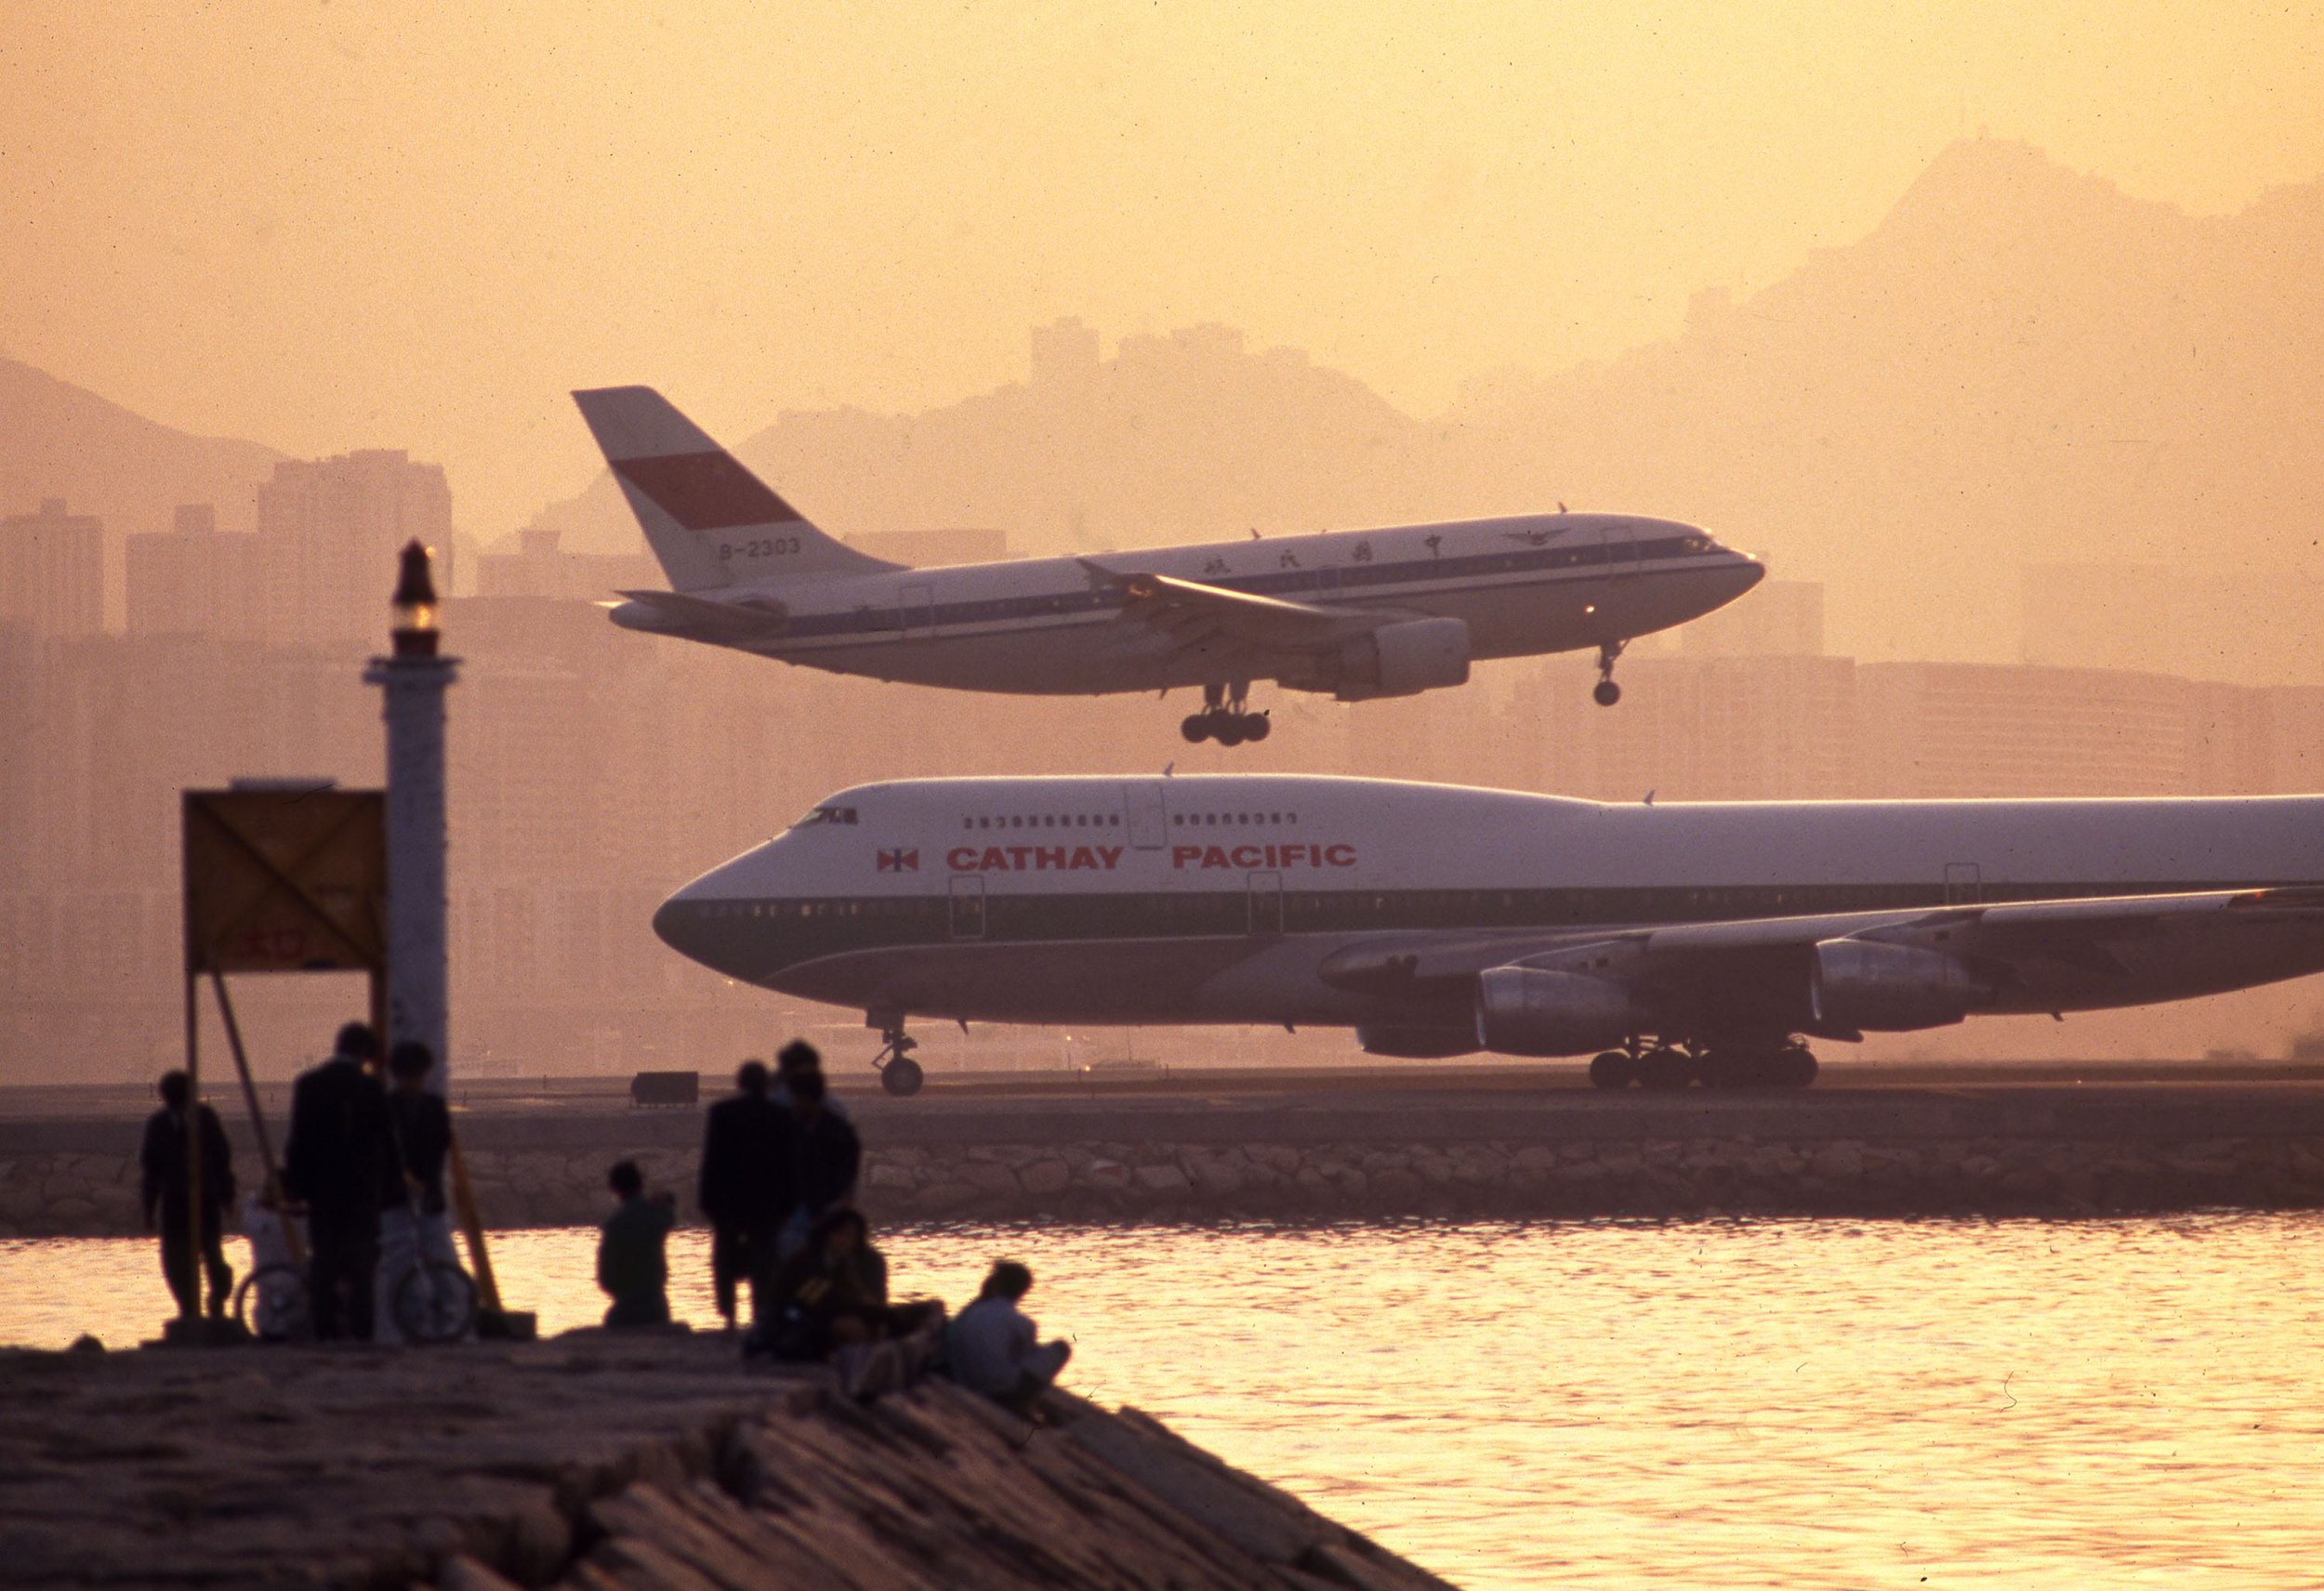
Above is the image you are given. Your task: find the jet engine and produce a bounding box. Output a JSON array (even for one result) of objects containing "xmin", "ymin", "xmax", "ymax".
[
  {"xmin": 1472, "ymin": 966, "xmax": 1638, "ymax": 1056},
  {"xmin": 1332, "ymin": 616, "xmax": 1472, "ymax": 702},
  {"xmin": 1356, "ymin": 1023, "xmax": 1483, "ymax": 1059},
  {"xmin": 1808, "ymin": 939, "xmax": 1993, "ymax": 1032}
]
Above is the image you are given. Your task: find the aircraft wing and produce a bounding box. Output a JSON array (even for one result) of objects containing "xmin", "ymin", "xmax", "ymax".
[
  {"xmin": 1079, "ymin": 562, "xmax": 1393, "ymax": 659},
  {"xmin": 1316, "ymin": 885, "xmax": 2324, "ymax": 1000}
]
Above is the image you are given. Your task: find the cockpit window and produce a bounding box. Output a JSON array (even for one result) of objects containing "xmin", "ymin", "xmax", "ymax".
[{"xmin": 790, "ymin": 805, "xmax": 858, "ymax": 828}]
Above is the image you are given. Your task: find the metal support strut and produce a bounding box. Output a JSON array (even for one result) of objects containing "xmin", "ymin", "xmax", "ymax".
[
  {"xmin": 873, "ymin": 1015, "xmax": 925, "ymax": 1098},
  {"xmin": 1593, "ymin": 640, "xmax": 1626, "ymax": 707}
]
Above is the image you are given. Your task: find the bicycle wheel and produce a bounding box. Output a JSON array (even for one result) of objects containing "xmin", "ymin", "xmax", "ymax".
[
  {"xmin": 234, "ymin": 1262, "xmax": 312, "ymax": 1341},
  {"xmin": 392, "ymin": 1258, "xmax": 478, "ymax": 1344}
]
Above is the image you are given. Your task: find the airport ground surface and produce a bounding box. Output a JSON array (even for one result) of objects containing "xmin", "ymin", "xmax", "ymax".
[{"xmin": 11, "ymin": 1060, "xmax": 2324, "ymax": 1230}]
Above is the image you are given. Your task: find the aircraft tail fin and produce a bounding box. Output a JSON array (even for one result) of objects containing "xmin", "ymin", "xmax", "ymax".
[{"xmin": 570, "ymin": 387, "xmax": 904, "ymax": 592}]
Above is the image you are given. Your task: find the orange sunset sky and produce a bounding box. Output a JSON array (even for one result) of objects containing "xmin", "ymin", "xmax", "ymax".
[{"xmin": 3, "ymin": 1, "xmax": 2319, "ymax": 533}]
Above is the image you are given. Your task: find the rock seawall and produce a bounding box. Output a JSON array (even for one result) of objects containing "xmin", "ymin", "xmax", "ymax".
[
  {"xmin": 10, "ymin": 1131, "xmax": 2324, "ymax": 1236},
  {"xmin": 0, "ymin": 1335, "xmax": 1449, "ymax": 1589}
]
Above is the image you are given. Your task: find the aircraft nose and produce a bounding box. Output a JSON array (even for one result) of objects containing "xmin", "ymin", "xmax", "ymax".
[{"xmin": 651, "ymin": 889, "xmax": 720, "ymax": 968}]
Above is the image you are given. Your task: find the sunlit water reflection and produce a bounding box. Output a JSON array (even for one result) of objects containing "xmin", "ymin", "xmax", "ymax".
[{"xmin": 7, "ymin": 1215, "xmax": 2323, "ymax": 1589}]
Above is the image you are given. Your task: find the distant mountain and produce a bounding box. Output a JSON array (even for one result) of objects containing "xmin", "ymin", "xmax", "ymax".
[
  {"xmin": 528, "ymin": 138, "xmax": 2323, "ymax": 665},
  {"xmin": 528, "ymin": 322, "xmax": 1440, "ymax": 560},
  {"xmin": 1438, "ymin": 137, "xmax": 2324, "ymax": 661},
  {"xmin": 0, "ymin": 358, "xmax": 284, "ymax": 537}
]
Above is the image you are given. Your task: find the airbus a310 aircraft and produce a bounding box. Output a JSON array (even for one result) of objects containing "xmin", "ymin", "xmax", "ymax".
[
  {"xmin": 652, "ymin": 775, "xmax": 2324, "ymax": 1095},
  {"xmin": 572, "ymin": 388, "xmax": 1764, "ymax": 742}
]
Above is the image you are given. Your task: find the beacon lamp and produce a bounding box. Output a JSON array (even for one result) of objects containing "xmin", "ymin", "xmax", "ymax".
[{"xmin": 390, "ymin": 540, "xmax": 440, "ymax": 657}]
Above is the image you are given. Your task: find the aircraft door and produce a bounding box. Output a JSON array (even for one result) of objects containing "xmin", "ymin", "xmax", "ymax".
[
  {"xmin": 948, "ymin": 874, "xmax": 985, "ymax": 939},
  {"xmin": 1248, "ymin": 872, "xmax": 1284, "ymax": 936},
  {"xmin": 1943, "ymin": 862, "xmax": 1981, "ymax": 905},
  {"xmin": 899, "ymin": 584, "xmax": 935, "ymax": 638},
  {"xmin": 1123, "ymin": 782, "xmax": 1168, "ymax": 849}
]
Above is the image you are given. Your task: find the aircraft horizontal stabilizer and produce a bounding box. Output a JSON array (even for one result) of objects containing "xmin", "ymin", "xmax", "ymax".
[{"xmin": 612, "ymin": 587, "xmax": 789, "ymax": 636}]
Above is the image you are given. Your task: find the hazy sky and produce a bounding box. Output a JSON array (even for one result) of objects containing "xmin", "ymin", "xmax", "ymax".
[{"xmin": 4, "ymin": 1, "xmax": 2319, "ymax": 534}]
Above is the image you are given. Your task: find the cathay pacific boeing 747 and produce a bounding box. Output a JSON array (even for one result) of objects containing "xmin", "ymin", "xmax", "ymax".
[
  {"xmin": 573, "ymin": 388, "xmax": 1763, "ymax": 742},
  {"xmin": 653, "ymin": 776, "xmax": 2324, "ymax": 1094}
]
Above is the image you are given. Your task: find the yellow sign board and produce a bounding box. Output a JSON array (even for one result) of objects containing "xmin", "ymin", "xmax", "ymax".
[{"xmin": 182, "ymin": 787, "xmax": 387, "ymax": 975}]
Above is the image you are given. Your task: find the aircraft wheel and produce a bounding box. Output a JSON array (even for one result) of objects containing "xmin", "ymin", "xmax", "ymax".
[
  {"xmin": 1777, "ymin": 1045, "xmax": 1818, "ymax": 1088},
  {"xmin": 1181, "ymin": 714, "xmax": 1212, "ymax": 743},
  {"xmin": 1213, "ymin": 717, "xmax": 1248, "ymax": 748},
  {"xmin": 1588, "ymin": 1050, "xmax": 1632, "ymax": 1089},
  {"xmin": 1593, "ymin": 679, "xmax": 1622, "ymax": 707},
  {"xmin": 1241, "ymin": 712, "xmax": 1272, "ymax": 743},
  {"xmin": 880, "ymin": 1057, "xmax": 925, "ymax": 1097},
  {"xmin": 1635, "ymin": 1046, "xmax": 1692, "ymax": 1091}
]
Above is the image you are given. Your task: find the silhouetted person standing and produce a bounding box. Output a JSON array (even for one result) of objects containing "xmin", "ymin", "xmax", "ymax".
[
  {"xmin": 377, "ymin": 1040, "xmax": 458, "ymax": 1341},
  {"xmin": 697, "ymin": 1060, "xmax": 793, "ymax": 1331},
  {"xmin": 139, "ymin": 1071, "xmax": 235, "ymax": 1320},
  {"xmin": 284, "ymin": 1021, "xmax": 392, "ymax": 1341},
  {"xmin": 775, "ymin": 1039, "xmax": 849, "ymax": 1119},
  {"xmin": 788, "ymin": 1068, "xmax": 860, "ymax": 1248}
]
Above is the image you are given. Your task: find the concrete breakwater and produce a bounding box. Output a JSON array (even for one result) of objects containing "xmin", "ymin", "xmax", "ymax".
[
  {"xmin": 0, "ymin": 1334, "xmax": 1448, "ymax": 1590},
  {"xmin": 10, "ymin": 1080, "xmax": 2324, "ymax": 1233}
]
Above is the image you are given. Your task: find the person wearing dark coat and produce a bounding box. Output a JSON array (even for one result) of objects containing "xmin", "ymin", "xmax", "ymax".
[
  {"xmin": 757, "ymin": 1207, "xmax": 891, "ymax": 1361},
  {"xmin": 598, "ymin": 1160, "xmax": 678, "ymax": 1328},
  {"xmin": 788, "ymin": 1068, "xmax": 861, "ymax": 1229},
  {"xmin": 283, "ymin": 1021, "xmax": 393, "ymax": 1341},
  {"xmin": 382, "ymin": 1041, "xmax": 452, "ymax": 1215},
  {"xmin": 696, "ymin": 1060, "xmax": 795, "ymax": 1331},
  {"xmin": 139, "ymin": 1071, "xmax": 236, "ymax": 1320}
]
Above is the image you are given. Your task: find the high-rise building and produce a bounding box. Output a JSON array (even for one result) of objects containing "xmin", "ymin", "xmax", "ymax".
[
  {"xmin": 125, "ymin": 503, "xmax": 264, "ymax": 638},
  {"xmin": 2022, "ymin": 562, "xmax": 2324, "ymax": 688},
  {"xmin": 474, "ymin": 528, "xmax": 659, "ymax": 600},
  {"xmin": 1513, "ymin": 652, "xmax": 1859, "ymax": 802},
  {"xmin": 1682, "ymin": 579, "xmax": 1824, "ymax": 658},
  {"xmin": 0, "ymin": 498, "xmax": 103, "ymax": 639},
  {"xmin": 254, "ymin": 451, "xmax": 453, "ymax": 648},
  {"xmin": 1855, "ymin": 662, "xmax": 2199, "ymax": 798}
]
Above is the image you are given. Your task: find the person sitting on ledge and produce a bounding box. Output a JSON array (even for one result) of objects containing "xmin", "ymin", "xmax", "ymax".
[
  {"xmin": 946, "ymin": 1261, "xmax": 1072, "ymax": 1410},
  {"xmin": 597, "ymin": 1159, "xmax": 678, "ymax": 1328},
  {"xmin": 755, "ymin": 1207, "xmax": 895, "ymax": 1361}
]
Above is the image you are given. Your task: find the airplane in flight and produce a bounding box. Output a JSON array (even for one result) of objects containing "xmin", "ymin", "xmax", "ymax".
[
  {"xmin": 572, "ymin": 387, "xmax": 1764, "ymax": 742},
  {"xmin": 651, "ymin": 774, "xmax": 2324, "ymax": 1095}
]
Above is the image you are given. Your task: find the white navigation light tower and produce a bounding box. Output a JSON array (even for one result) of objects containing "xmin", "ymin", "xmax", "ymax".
[{"xmin": 365, "ymin": 540, "xmax": 458, "ymax": 1093}]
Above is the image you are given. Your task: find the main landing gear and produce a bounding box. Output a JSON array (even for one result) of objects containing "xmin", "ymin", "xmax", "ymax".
[
  {"xmin": 1182, "ymin": 680, "xmax": 1272, "ymax": 746},
  {"xmin": 1588, "ymin": 1038, "xmax": 1818, "ymax": 1091},
  {"xmin": 871, "ymin": 1016, "xmax": 924, "ymax": 1098},
  {"xmin": 1593, "ymin": 640, "xmax": 1626, "ymax": 707}
]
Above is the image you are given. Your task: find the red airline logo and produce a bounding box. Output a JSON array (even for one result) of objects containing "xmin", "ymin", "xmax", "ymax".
[
  {"xmin": 1173, "ymin": 843, "xmax": 1354, "ymax": 870},
  {"xmin": 947, "ymin": 845, "xmax": 1125, "ymax": 872}
]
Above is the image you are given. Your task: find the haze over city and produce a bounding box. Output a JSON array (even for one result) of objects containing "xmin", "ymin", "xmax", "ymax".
[{"xmin": 4, "ymin": 3, "xmax": 2323, "ymax": 1083}]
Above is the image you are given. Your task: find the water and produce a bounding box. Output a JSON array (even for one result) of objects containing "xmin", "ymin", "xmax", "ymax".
[{"xmin": 7, "ymin": 1216, "xmax": 2322, "ymax": 1589}]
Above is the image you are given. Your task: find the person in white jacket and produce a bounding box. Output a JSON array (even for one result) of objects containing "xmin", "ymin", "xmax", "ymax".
[{"xmin": 945, "ymin": 1260, "xmax": 1071, "ymax": 1408}]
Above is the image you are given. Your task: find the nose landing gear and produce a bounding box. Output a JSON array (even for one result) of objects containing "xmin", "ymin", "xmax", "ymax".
[
  {"xmin": 871, "ymin": 1016, "xmax": 924, "ymax": 1097},
  {"xmin": 1593, "ymin": 640, "xmax": 1626, "ymax": 707},
  {"xmin": 1181, "ymin": 680, "xmax": 1272, "ymax": 745}
]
